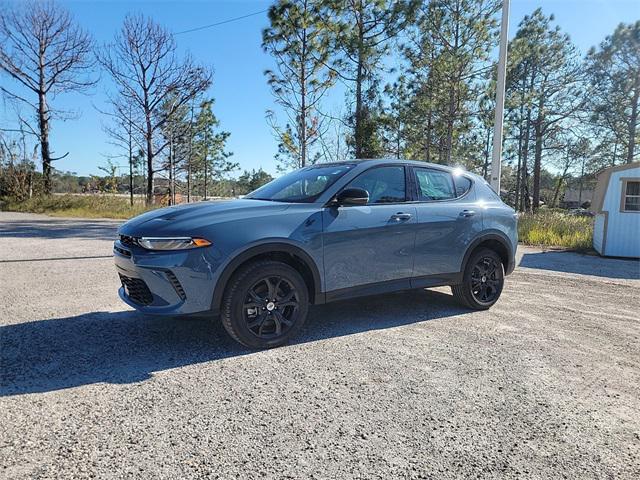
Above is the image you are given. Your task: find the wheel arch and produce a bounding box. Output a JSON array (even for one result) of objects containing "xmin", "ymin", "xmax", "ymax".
[
  {"xmin": 461, "ymin": 232, "xmax": 515, "ymax": 276},
  {"xmin": 210, "ymin": 242, "xmax": 323, "ymax": 314}
]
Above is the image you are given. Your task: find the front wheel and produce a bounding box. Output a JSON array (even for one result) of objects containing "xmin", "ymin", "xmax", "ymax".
[
  {"xmin": 451, "ymin": 248, "xmax": 504, "ymax": 310},
  {"xmin": 221, "ymin": 260, "xmax": 309, "ymax": 349}
]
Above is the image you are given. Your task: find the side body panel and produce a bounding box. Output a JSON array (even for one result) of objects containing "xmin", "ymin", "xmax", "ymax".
[
  {"xmin": 322, "ymin": 204, "xmax": 418, "ymax": 292},
  {"xmin": 412, "ymin": 189, "xmax": 483, "ymax": 278}
]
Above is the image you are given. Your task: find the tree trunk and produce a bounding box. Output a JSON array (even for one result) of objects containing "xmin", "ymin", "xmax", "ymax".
[
  {"xmin": 354, "ymin": 8, "xmax": 364, "ymax": 159},
  {"xmin": 514, "ymin": 72, "xmax": 527, "ymax": 212},
  {"xmin": 38, "ymin": 91, "xmax": 52, "ymax": 194},
  {"xmin": 203, "ymin": 129, "xmax": 209, "ymax": 200},
  {"xmin": 300, "ymin": 24, "xmax": 307, "ymax": 168},
  {"xmin": 425, "ymin": 107, "xmax": 432, "ymax": 162},
  {"xmin": 203, "ymin": 159, "xmax": 207, "ymax": 200},
  {"xmin": 187, "ymin": 102, "xmax": 194, "ymax": 203},
  {"xmin": 128, "ymin": 129, "xmax": 133, "ymax": 207},
  {"xmin": 482, "ymin": 127, "xmax": 491, "ymax": 179},
  {"xmin": 168, "ymin": 136, "xmax": 174, "ymax": 206},
  {"xmin": 532, "ymin": 120, "xmax": 543, "ymax": 211},
  {"xmin": 521, "ymin": 107, "xmax": 532, "ymax": 212},
  {"xmin": 145, "ymin": 113, "xmax": 153, "ymax": 205},
  {"xmin": 445, "ymin": 88, "xmax": 455, "ymax": 164},
  {"xmin": 627, "ymin": 74, "xmax": 639, "ymax": 164},
  {"xmin": 396, "ymin": 118, "xmax": 401, "ymax": 158},
  {"xmin": 578, "ymin": 158, "xmax": 585, "ymax": 206},
  {"xmin": 551, "ymin": 162, "xmax": 569, "ymax": 208},
  {"xmin": 532, "ymin": 93, "xmax": 544, "ymax": 212},
  {"xmin": 444, "ymin": 0, "xmax": 461, "ymax": 165},
  {"xmin": 551, "ymin": 175, "xmax": 563, "ymax": 208}
]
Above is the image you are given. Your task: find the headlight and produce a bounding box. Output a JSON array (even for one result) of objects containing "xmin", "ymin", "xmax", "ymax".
[{"xmin": 137, "ymin": 237, "xmax": 211, "ymax": 250}]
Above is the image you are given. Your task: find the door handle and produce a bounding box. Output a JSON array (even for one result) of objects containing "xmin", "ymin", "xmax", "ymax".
[
  {"xmin": 459, "ymin": 210, "xmax": 476, "ymax": 218},
  {"xmin": 391, "ymin": 212, "xmax": 412, "ymax": 221}
]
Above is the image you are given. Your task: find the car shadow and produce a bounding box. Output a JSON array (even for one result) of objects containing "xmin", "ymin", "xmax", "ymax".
[
  {"xmin": 1, "ymin": 289, "xmax": 468, "ymax": 397},
  {"xmin": 519, "ymin": 250, "xmax": 640, "ymax": 280}
]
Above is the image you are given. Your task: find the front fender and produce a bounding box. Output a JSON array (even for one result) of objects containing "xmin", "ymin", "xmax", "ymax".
[{"xmin": 209, "ymin": 239, "xmax": 324, "ymax": 315}]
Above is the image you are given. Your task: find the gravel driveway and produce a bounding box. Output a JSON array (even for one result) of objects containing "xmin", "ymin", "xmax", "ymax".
[{"xmin": 1, "ymin": 211, "xmax": 639, "ymax": 479}]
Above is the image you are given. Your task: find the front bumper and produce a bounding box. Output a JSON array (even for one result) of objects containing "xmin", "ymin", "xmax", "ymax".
[{"xmin": 113, "ymin": 239, "xmax": 220, "ymax": 315}]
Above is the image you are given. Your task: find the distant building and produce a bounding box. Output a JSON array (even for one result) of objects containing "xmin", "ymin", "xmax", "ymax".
[
  {"xmin": 592, "ymin": 162, "xmax": 640, "ymax": 258},
  {"xmin": 560, "ymin": 188, "xmax": 593, "ymax": 209}
]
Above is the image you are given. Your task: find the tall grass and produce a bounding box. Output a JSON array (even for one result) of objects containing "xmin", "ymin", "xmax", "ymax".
[
  {"xmin": 518, "ymin": 210, "xmax": 593, "ymax": 250},
  {"xmin": 0, "ymin": 194, "xmax": 154, "ymax": 219}
]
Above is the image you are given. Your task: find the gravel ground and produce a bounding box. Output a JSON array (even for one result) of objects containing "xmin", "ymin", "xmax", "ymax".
[{"xmin": 1, "ymin": 211, "xmax": 639, "ymax": 479}]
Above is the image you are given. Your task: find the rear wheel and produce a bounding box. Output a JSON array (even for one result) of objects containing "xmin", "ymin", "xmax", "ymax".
[
  {"xmin": 452, "ymin": 248, "xmax": 504, "ymax": 310},
  {"xmin": 221, "ymin": 260, "xmax": 309, "ymax": 349}
]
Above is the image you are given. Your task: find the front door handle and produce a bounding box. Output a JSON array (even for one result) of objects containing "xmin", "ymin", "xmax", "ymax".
[
  {"xmin": 459, "ymin": 210, "xmax": 476, "ymax": 217},
  {"xmin": 391, "ymin": 212, "xmax": 412, "ymax": 221}
]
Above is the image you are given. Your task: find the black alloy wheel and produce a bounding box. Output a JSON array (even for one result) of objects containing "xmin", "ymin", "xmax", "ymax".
[
  {"xmin": 451, "ymin": 247, "xmax": 504, "ymax": 310},
  {"xmin": 221, "ymin": 260, "xmax": 309, "ymax": 349},
  {"xmin": 470, "ymin": 256, "xmax": 502, "ymax": 304},
  {"xmin": 242, "ymin": 275, "xmax": 301, "ymax": 339}
]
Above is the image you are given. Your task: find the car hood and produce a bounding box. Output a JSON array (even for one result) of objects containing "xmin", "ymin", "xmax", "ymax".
[{"xmin": 118, "ymin": 199, "xmax": 291, "ymax": 237}]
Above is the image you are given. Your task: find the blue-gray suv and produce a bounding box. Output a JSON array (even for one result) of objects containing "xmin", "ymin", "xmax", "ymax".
[{"xmin": 114, "ymin": 160, "xmax": 517, "ymax": 348}]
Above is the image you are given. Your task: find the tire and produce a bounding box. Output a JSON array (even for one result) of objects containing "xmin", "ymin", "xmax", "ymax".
[
  {"xmin": 451, "ymin": 248, "xmax": 504, "ymax": 310},
  {"xmin": 221, "ymin": 260, "xmax": 309, "ymax": 349}
]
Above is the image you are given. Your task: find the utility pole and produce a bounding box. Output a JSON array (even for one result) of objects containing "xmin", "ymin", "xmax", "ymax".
[{"xmin": 490, "ymin": 0, "xmax": 510, "ymax": 194}]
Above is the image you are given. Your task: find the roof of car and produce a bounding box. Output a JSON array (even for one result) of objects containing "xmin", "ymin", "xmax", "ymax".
[{"xmin": 312, "ymin": 158, "xmax": 474, "ymax": 174}]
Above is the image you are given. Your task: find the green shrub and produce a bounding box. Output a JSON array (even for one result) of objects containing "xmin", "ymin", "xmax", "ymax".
[
  {"xmin": 0, "ymin": 194, "xmax": 155, "ymax": 219},
  {"xmin": 518, "ymin": 211, "xmax": 593, "ymax": 250}
]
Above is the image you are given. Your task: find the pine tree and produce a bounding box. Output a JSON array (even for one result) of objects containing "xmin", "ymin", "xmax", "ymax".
[
  {"xmin": 401, "ymin": 0, "xmax": 499, "ymax": 165},
  {"xmin": 586, "ymin": 21, "xmax": 640, "ymax": 166},
  {"xmin": 504, "ymin": 9, "xmax": 583, "ymax": 210},
  {"xmin": 263, "ymin": 0, "xmax": 336, "ymax": 170},
  {"xmin": 327, "ymin": 0, "xmax": 418, "ymax": 158},
  {"xmin": 236, "ymin": 168, "xmax": 274, "ymax": 194},
  {"xmin": 192, "ymin": 100, "xmax": 236, "ymax": 199}
]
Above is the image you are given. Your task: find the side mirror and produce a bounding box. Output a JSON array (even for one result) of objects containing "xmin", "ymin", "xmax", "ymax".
[{"xmin": 335, "ymin": 188, "xmax": 369, "ymax": 206}]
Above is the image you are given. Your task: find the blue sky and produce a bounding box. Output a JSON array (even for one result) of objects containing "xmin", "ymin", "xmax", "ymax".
[{"xmin": 2, "ymin": 0, "xmax": 639, "ymax": 177}]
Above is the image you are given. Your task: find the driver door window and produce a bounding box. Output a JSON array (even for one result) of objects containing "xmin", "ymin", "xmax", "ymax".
[{"xmin": 346, "ymin": 166, "xmax": 406, "ymax": 204}]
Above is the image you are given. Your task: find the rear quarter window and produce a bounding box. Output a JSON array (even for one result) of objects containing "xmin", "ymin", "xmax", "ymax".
[{"xmin": 454, "ymin": 175, "xmax": 473, "ymax": 197}]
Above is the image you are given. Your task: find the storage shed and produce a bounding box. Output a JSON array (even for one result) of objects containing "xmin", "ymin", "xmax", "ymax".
[{"xmin": 592, "ymin": 162, "xmax": 640, "ymax": 258}]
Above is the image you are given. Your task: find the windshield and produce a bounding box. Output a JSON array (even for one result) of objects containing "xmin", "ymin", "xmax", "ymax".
[{"xmin": 247, "ymin": 164, "xmax": 355, "ymax": 203}]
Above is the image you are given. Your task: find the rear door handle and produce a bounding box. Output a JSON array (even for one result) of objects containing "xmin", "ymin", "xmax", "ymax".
[
  {"xmin": 459, "ymin": 210, "xmax": 476, "ymax": 218},
  {"xmin": 391, "ymin": 212, "xmax": 412, "ymax": 221}
]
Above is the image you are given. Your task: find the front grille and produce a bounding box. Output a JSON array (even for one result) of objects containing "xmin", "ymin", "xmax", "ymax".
[
  {"xmin": 119, "ymin": 274, "xmax": 153, "ymax": 305},
  {"xmin": 120, "ymin": 235, "xmax": 138, "ymax": 248},
  {"xmin": 165, "ymin": 271, "xmax": 186, "ymax": 301}
]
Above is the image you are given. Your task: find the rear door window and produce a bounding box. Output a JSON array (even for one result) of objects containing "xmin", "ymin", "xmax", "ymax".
[{"xmin": 414, "ymin": 168, "xmax": 455, "ymax": 201}]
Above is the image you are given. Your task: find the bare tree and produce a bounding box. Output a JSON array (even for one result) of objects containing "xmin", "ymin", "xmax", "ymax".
[
  {"xmin": 97, "ymin": 14, "xmax": 212, "ymax": 204},
  {"xmin": 0, "ymin": 0, "xmax": 94, "ymax": 194}
]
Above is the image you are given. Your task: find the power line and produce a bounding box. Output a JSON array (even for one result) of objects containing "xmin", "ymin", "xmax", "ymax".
[{"xmin": 174, "ymin": 9, "xmax": 268, "ymax": 35}]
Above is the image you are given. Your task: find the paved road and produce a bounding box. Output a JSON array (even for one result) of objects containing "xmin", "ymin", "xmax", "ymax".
[{"xmin": 1, "ymin": 212, "xmax": 639, "ymax": 479}]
